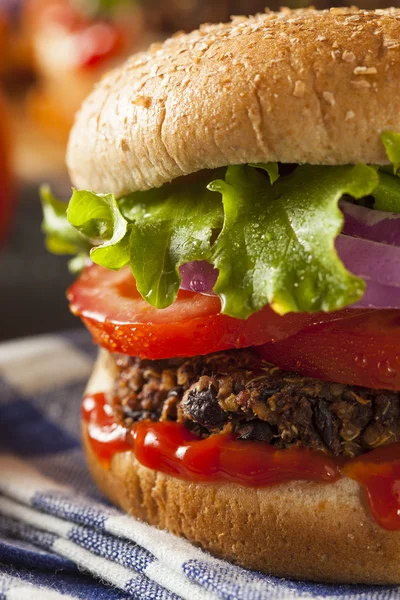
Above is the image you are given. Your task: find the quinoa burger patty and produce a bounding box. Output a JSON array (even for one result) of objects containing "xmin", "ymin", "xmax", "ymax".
[{"xmin": 113, "ymin": 349, "xmax": 400, "ymax": 458}]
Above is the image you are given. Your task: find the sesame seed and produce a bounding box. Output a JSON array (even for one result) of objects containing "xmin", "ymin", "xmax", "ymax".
[
  {"xmin": 353, "ymin": 66, "xmax": 377, "ymax": 75},
  {"xmin": 323, "ymin": 91, "xmax": 335, "ymax": 106},
  {"xmin": 342, "ymin": 50, "xmax": 356, "ymax": 62},
  {"xmin": 195, "ymin": 42, "xmax": 208, "ymax": 52},
  {"xmin": 345, "ymin": 110, "xmax": 355, "ymax": 120},
  {"xmin": 293, "ymin": 80, "xmax": 306, "ymax": 98},
  {"xmin": 384, "ymin": 38, "xmax": 400, "ymax": 49},
  {"xmin": 132, "ymin": 95, "xmax": 151, "ymax": 108},
  {"xmin": 330, "ymin": 7, "xmax": 350, "ymax": 14}
]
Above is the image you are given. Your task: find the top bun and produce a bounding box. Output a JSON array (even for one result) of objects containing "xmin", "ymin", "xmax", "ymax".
[{"xmin": 67, "ymin": 7, "xmax": 400, "ymax": 197}]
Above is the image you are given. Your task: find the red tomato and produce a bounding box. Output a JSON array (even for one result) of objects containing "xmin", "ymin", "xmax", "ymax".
[
  {"xmin": 257, "ymin": 311, "xmax": 400, "ymax": 391},
  {"xmin": 68, "ymin": 265, "xmax": 365, "ymax": 360},
  {"xmin": 0, "ymin": 94, "xmax": 12, "ymax": 246}
]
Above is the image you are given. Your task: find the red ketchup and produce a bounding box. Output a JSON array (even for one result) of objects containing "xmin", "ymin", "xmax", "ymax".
[
  {"xmin": 344, "ymin": 445, "xmax": 400, "ymax": 531},
  {"xmin": 82, "ymin": 394, "xmax": 131, "ymax": 466},
  {"xmin": 131, "ymin": 421, "xmax": 339, "ymax": 486},
  {"xmin": 83, "ymin": 393, "xmax": 400, "ymax": 530}
]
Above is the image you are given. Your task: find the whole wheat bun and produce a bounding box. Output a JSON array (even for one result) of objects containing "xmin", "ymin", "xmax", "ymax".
[
  {"xmin": 68, "ymin": 7, "xmax": 400, "ymax": 198},
  {"xmin": 83, "ymin": 350, "xmax": 400, "ymax": 584}
]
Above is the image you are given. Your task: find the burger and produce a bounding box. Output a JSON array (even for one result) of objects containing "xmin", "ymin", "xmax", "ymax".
[
  {"xmin": 42, "ymin": 7, "xmax": 400, "ymax": 584},
  {"xmin": 24, "ymin": 0, "xmax": 145, "ymax": 138}
]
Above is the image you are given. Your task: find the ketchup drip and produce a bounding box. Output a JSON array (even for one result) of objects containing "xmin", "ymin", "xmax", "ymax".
[
  {"xmin": 343, "ymin": 445, "xmax": 400, "ymax": 531},
  {"xmin": 83, "ymin": 393, "xmax": 400, "ymax": 530},
  {"xmin": 82, "ymin": 394, "xmax": 131, "ymax": 466}
]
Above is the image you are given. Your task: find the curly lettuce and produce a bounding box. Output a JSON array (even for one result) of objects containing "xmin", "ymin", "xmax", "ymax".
[
  {"xmin": 375, "ymin": 132, "xmax": 400, "ymax": 213},
  {"xmin": 40, "ymin": 186, "xmax": 91, "ymax": 273},
  {"xmin": 41, "ymin": 132, "xmax": 400, "ymax": 319},
  {"xmin": 382, "ymin": 131, "xmax": 400, "ymax": 176},
  {"xmin": 209, "ymin": 164, "xmax": 376, "ymax": 318},
  {"xmin": 121, "ymin": 180, "xmax": 224, "ymax": 308}
]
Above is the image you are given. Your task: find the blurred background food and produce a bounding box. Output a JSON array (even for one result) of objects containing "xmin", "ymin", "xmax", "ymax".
[
  {"xmin": 25, "ymin": 0, "xmax": 145, "ymax": 143},
  {"xmin": 0, "ymin": 0, "xmax": 399, "ymax": 342},
  {"xmin": 0, "ymin": 1, "xmax": 33, "ymax": 89},
  {"xmin": 0, "ymin": 91, "xmax": 13, "ymax": 247}
]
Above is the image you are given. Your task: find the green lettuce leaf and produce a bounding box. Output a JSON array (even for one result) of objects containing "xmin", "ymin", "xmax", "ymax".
[
  {"xmin": 249, "ymin": 162, "xmax": 280, "ymax": 184},
  {"xmin": 373, "ymin": 171, "xmax": 400, "ymax": 213},
  {"xmin": 64, "ymin": 175, "xmax": 224, "ymax": 308},
  {"xmin": 209, "ymin": 163, "xmax": 378, "ymax": 318},
  {"xmin": 382, "ymin": 131, "xmax": 400, "ymax": 175},
  {"xmin": 67, "ymin": 189, "xmax": 130, "ymax": 269},
  {"xmin": 40, "ymin": 185, "xmax": 91, "ymax": 257},
  {"xmin": 375, "ymin": 132, "xmax": 400, "ymax": 213},
  {"xmin": 120, "ymin": 180, "xmax": 223, "ymax": 308},
  {"xmin": 42, "ymin": 161, "xmax": 383, "ymax": 319}
]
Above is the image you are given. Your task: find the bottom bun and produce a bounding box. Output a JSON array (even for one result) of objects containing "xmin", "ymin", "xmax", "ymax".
[{"xmin": 83, "ymin": 350, "xmax": 400, "ymax": 584}]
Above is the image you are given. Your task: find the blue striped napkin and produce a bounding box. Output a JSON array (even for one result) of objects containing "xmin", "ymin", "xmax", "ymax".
[{"xmin": 0, "ymin": 329, "xmax": 399, "ymax": 599}]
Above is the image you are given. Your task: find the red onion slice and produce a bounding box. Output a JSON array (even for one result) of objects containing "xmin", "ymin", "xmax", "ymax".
[
  {"xmin": 341, "ymin": 201, "xmax": 400, "ymax": 246},
  {"xmin": 352, "ymin": 279, "xmax": 400, "ymax": 309},
  {"xmin": 179, "ymin": 261, "xmax": 218, "ymax": 295},
  {"xmin": 336, "ymin": 235, "xmax": 400, "ymax": 289}
]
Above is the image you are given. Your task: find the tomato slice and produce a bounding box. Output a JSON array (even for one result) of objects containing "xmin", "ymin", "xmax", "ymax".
[
  {"xmin": 258, "ymin": 311, "xmax": 400, "ymax": 391},
  {"xmin": 68, "ymin": 265, "xmax": 366, "ymax": 360}
]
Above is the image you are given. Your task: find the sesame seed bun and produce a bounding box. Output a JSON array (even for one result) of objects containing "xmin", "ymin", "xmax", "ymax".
[
  {"xmin": 68, "ymin": 7, "xmax": 400, "ymax": 198},
  {"xmin": 83, "ymin": 350, "xmax": 400, "ymax": 584}
]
